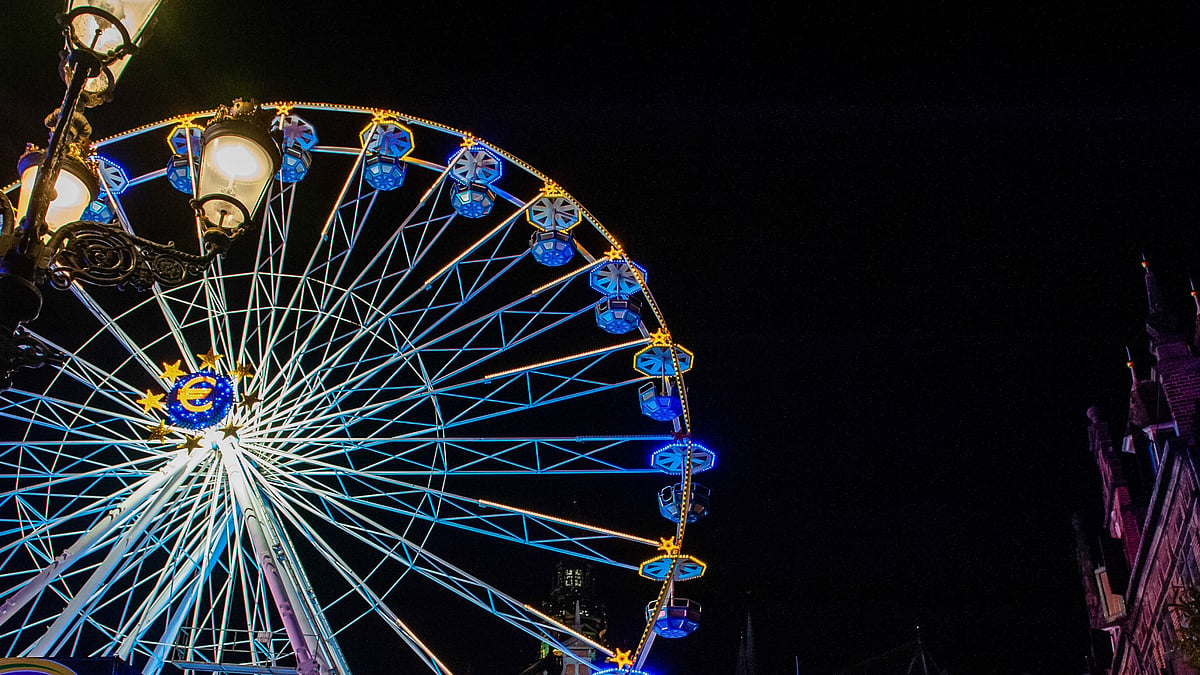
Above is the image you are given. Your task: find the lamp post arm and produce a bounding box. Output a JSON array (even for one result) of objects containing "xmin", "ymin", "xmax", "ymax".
[{"xmin": 43, "ymin": 220, "xmax": 219, "ymax": 292}]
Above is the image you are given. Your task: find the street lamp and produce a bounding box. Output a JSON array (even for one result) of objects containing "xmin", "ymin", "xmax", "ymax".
[
  {"xmin": 0, "ymin": 1, "xmax": 280, "ymax": 388},
  {"xmin": 62, "ymin": 0, "xmax": 162, "ymax": 106},
  {"xmin": 194, "ymin": 101, "xmax": 283, "ymax": 253}
]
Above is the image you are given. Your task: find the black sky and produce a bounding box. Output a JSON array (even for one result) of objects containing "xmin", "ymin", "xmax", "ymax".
[{"xmin": 4, "ymin": 3, "xmax": 1200, "ymax": 674}]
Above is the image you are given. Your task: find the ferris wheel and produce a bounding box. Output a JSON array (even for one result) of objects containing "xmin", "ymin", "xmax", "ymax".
[{"xmin": 0, "ymin": 102, "xmax": 713, "ymax": 675}]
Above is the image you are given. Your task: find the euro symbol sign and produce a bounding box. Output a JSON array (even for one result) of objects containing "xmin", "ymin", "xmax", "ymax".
[{"xmin": 177, "ymin": 375, "xmax": 217, "ymax": 413}]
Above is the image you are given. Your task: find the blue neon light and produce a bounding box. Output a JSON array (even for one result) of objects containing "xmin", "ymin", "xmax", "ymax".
[
  {"xmin": 650, "ymin": 441, "xmax": 716, "ymax": 474},
  {"xmin": 590, "ymin": 260, "xmax": 647, "ymax": 297},
  {"xmin": 448, "ymin": 145, "xmax": 503, "ymax": 185}
]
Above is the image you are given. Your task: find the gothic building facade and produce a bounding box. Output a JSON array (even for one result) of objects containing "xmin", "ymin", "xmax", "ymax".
[{"xmin": 1076, "ymin": 264, "xmax": 1200, "ymax": 673}]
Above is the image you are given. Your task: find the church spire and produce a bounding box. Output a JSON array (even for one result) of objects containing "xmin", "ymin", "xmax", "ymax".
[
  {"xmin": 735, "ymin": 612, "xmax": 758, "ymax": 675},
  {"xmin": 1190, "ymin": 278, "xmax": 1200, "ymax": 350},
  {"xmin": 1142, "ymin": 256, "xmax": 1183, "ymax": 348}
]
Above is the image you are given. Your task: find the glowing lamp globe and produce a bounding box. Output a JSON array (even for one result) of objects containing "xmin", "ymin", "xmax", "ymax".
[
  {"xmin": 61, "ymin": 51, "xmax": 133, "ymax": 107},
  {"xmin": 64, "ymin": 0, "xmax": 164, "ymax": 61},
  {"xmin": 194, "ymin": 104, "xmax": 281, "ymax": 247},
  {"xmin": 16, "ymin": 150, "xmax": 99, "ymax": 234}
]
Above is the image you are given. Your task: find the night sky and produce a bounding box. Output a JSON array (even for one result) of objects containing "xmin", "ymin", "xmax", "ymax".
[{"xmin": 4, "ymin": 3, "xmax": 1200, "ymax": 674}]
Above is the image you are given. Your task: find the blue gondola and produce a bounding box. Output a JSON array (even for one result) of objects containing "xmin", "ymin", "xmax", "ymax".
[
  {"xmin": 451, "ymin": 182, "xmax": 496, "ymax": 218},
  {"xmin": 657, "ymin": 482, "xmax": 711, "ymax": 523},
  {"xmin": 646, "ymin": 597, "xmax": 702, "ymax": 638},
  {"xmin": 530, "ymin": 230, "xmax": 575, "ymax": 267},
  {"xmin": 596, "ymin": 296, "xmax": 642, "ymax": 334},
  {"xmin": 638, "ymin": 381, "xmax": 682, "ymax": 421}
]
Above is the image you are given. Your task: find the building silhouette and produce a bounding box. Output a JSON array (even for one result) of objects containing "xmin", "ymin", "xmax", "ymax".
[
  {"xmin": 1076, "ymin": 263, "xmax": 1200, "ymax": 673},
  {"xmin": 520, "ymin": 562, "xmax": 607, "ymax": 675}
]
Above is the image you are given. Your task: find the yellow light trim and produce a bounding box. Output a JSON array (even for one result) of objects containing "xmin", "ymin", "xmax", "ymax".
[
  {"xmin": 522, "ymin": 604, "xmax": 613, "ymax": 657},
  {"xmin": 637, "ymin": 554, "xmax": 708, "ymax": 581},
  {"xmin": 540, "ymin": 180, "xmax": 569, "ymax": 199},
  {"xmin": 165, "ymin": 120, "xmax": 203, "ymax": 153},
  {"xmin": 477, "ymin": 499, "xmax": 658, "ymax": 546}
]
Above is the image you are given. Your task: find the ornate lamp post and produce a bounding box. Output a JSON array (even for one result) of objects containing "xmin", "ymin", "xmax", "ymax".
[{"xmin": 0, "ymin": 1, "xmax": 280, "ymax": 389}]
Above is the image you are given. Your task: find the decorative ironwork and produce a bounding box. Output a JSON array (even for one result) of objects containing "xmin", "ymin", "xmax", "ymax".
[
  {"xmin": 0, "ymin": 326, "xmax": 66, "ymax": 390},
  {"xmin": 44, "ymin": 220, "xmax": 215, "ymax": 292}
]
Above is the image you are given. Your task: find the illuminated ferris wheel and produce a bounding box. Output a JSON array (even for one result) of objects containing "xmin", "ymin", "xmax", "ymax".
[{"xmin": 0, "ymin": 102, "xmax": 713, "ymax": 675}]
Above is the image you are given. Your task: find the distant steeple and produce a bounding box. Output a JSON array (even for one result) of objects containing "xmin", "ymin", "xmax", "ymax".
[
  {"xmin": 906, "ymin": 627, "xmax": 942, "ymax": 675},
  {"xmin": 735, "ymin": 612, "xmax": 758, "ymax": 675},
  {"xmin": 1142, "ymin": 257, "xmax": 1184, "ymax": 353},
  {"xmin": 1190, "ymin": 278, "xmax": 1200, "ymax": 350}
]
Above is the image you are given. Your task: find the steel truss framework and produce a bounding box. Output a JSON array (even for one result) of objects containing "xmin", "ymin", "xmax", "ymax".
[{"xmin": 0, "ymin": 103, "xmax": 702, "ymax": 675}]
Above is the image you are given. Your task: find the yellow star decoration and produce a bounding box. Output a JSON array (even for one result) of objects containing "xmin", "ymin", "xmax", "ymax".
[
  {"xmin": 239, "ymin": 391, "xmax": 262, "ymax": 410},
  {"xmin": 541, "ymin": 180, "xmax": 568, "ymax": 199},
  {"xmin": 177, "ymin": 434, "xmax": 203, "ymax": 451},
  {"xmin": 649, "ymin": 329, "xmax": 672, "ymax": 347},
  {"xmin": 604, "ymin": 246, "xmax": 626, "ymax": 261},
  {"xmin": 230, "ymin": 362, "xmax": 256, "ymax": 381},
  {"xmin": 160, "ymin": 360, "xmax": 186, "ymax": 381},
  {"xmin": 657, "ymin": 536, "xmax": 681, "ymax": 556},
  {"xmin": 197, "ymin": 348, "xmax": 224, "ymax": 371},
  {"xmin": 460, "ymin": 133, "xmax": 479, "ymax": 148},
  {"xmin": 219, "ymin": 423, "xmax": 242, "ymax": 440},
  {"xmin": 136, "ymin": 390, "xmax": 166, "ymax": 413},
  {"xmin": 146, "ymin": 420, "xmax": 171, "ymax": 443},
  {"xmin": 607, "ymin": 649, "xmax": 634, "ymax": 670}
]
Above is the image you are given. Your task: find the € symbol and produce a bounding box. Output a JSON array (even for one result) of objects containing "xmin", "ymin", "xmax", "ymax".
[{"xmin": 177, "ymin": 375, "xmax": 217, "ymax": 413}]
